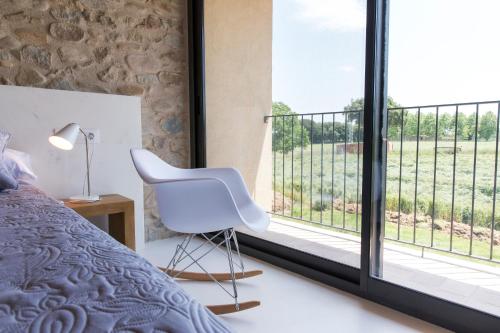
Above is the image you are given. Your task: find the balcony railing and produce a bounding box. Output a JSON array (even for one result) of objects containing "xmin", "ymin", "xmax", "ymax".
[{"xmin": 266, "ymin": 100, "xmax": 500, "ymax": 264}]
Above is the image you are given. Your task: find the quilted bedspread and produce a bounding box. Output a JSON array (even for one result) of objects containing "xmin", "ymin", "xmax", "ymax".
[{"xmin": 0, "ymin": 185, "xmax": 232, "ymax": 333}]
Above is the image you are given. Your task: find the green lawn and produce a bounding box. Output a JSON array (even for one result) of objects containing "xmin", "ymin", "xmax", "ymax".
[{"xmin": 272, "ymin": 140, "xmax": 500, "ymax": 263}]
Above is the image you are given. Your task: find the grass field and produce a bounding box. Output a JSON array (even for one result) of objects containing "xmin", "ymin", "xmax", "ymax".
[{"xmin": 272, "ymin": 140, "xmax": 500, "ymax": 262}]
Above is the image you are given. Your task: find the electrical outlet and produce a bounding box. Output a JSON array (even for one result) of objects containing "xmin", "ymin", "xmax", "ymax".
[{"xmin": 77, "ymin": 128, "xmax": 101, "ymax": 144}]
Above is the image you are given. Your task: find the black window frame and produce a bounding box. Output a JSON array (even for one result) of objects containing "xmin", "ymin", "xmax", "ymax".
[
  {"xmin": 188, "ymin": 0, "xmax": 500, "ymax": 331},
  {"xmin": 188, "ymin": 0, "xmax": 206, "ymax": 168}
]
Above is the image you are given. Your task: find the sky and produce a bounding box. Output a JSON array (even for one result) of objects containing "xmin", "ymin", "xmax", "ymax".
[{"xmin": 273, "ymin": 0, "xmax": 500, "ymax": 114}]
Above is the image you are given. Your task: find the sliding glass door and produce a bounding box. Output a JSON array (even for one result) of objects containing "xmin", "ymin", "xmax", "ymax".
[
  {"xmin": 201, "ymin": 0, "xmax": 500, "ymax": 329},
  {"xmin": 237, "ymin": 0, "xmax": 369, "ymax": 276},
  {"xmin": 369, "ymin": 0, "xmax": 500, "ymax": 319}
]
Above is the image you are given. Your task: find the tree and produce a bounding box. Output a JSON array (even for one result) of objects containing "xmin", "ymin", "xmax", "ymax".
[
  {"xmin": 272, "ymin": 102, "xmax": 310, "ymax": 153},
  {"xmin": 301, "ymin": 116, "xmax": 358, "ymax": 144},
  {"xmin": 343, "ymin": 96, "xmax": 402, "ymax": 140},
  {"xmin": 420, "ymin": 112, "xmax": 436, "ymax": 139},
  {"xmin": 460, "ymin": 113, "xmax": 477, "ymax": 141},
  {"xmin": 457, "ymin": 112, "xmax": 473, "ymax": 141},
  {"xmin": 404, "ymin": 112, "xmax": 418, "ymax": 138},
  {"xmin": 479, "ymin": 111, "xmax": 497, "ymax": 141},
  {"xmin": 343, "ymin": 96, "xmax": 402, "ymax": 113},
  {"xmin": 301, "ymin": 118, "xmax": 323, "ymax": 144},
  {"xmin": 344, "ymin": 98, "xmax": 365, "ymax": 112},
  {"xmin": 438, "ymin": 113, "xmax": 454, "ymax": 138}
]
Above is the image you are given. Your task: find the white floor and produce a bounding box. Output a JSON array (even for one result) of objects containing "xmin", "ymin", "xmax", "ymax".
[
  {"xmin": 139, "ymin": 237, "xmax": 450, "ymax": 333},
  {"xmin": 243, "ymin": 219, "xmax": 500, "ymax": 316}
]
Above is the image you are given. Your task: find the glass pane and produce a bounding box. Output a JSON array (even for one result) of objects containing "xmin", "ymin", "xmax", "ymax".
[
  {"xmin": 377, "ymin": 0, "xmax": 500, "ymax": 316},
  {"xmin": 242, "ymin": 0, "xmax": 367, "ymax": 268}
]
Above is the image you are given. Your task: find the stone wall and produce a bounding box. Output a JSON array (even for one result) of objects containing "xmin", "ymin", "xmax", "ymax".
[{"xmin": 0, "ymin": 0, "xmax": 189, "ymax": 241}]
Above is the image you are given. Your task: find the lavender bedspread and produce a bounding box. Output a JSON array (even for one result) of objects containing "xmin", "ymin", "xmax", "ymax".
[{"xmin": 0, "ymin": 185, "xmax": 231, "ymax": 333}]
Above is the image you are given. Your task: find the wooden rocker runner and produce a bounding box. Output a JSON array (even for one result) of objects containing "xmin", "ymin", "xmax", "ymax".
[{"xmin": 131, "ymin": 149, "xmax": 270, "ymax": 314}]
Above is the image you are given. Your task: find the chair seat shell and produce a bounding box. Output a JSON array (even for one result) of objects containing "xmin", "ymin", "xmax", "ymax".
[{"xmin": 130, "ymin": 149, "xmax": 270, "ymax": 233}]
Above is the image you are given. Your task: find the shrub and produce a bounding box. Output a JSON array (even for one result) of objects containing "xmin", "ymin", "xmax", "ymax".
[
  {"xmin": 461, "ymin": 207, "xmax": 472, "ymax": 225},
  {"xmin": 479, "ymin": 185, "xmax": 494, "ymax": 197},
  {"xmin": 473, "ymin": 210, "xmax": 491, "ymax": 228},
  {"xmin": 385, "ymin": 196, "xmax": 398, "ymax": 212},
  {"xmin": 399, "ymin": 196, "xmax": 414, "ymax": 214},
  {"xmin": 426, "ymin": 200, "xmax": 450, "ymax": 221},
  {"xmin": 312, "ymin": 200, "xmax": 328, "ymax": 211},
  {"xmin": 327, "ymin": 188, "xmax": 343, "ymax": 199},
  {"xmin": 416, "ymin": 198, "xmax": 428, "ymax": 214}
]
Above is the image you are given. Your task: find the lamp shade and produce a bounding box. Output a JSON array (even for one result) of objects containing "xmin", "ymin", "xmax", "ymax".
[{"xmin": 49, "ymin": 123, "xmax": 80, "ymax": 150}]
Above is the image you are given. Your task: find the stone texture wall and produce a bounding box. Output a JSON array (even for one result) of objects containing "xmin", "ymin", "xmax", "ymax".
[{"xmin": 0, "ymin": 0, "xmax": 189, "ymax": 241}]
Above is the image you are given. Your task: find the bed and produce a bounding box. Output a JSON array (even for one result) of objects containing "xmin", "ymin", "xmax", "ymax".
[{"xmin": 0, "ymin": 184, "xmax": 232, "ymax": 332}]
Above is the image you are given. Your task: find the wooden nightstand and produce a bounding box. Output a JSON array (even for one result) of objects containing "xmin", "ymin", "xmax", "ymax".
[{"xmin": 63, "ymin": 194, "xmax": 136, "ymax": 251}]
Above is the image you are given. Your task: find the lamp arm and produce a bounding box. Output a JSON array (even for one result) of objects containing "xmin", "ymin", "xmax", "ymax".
[{"xmin": 79, "ymin": 129, "xmax": 91, "ymax": 197}]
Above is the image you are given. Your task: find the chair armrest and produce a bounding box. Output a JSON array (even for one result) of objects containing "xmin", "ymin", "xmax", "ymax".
[
  {"xmin": 189, "ymin": 168, "xmax": 253, "ymax": 207},
  {"xmin": 153, "ymin": 178, "xmax": 245, "ymax": 233}
]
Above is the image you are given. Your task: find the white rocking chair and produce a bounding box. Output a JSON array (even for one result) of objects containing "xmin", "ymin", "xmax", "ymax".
[{"xmin": 130, "ymin": 149, "xmax": 270, "ymax": 314}]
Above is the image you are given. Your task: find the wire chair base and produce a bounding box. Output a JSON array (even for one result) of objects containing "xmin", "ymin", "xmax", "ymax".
[{"xmin": 158, "ymin": 228, "xmax": 262, "ymax": 314}]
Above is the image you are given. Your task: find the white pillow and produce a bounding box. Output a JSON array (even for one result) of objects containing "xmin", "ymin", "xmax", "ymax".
[{"xmin": 3, "ymin": 148, "xmax": 37, "ymax": 184}]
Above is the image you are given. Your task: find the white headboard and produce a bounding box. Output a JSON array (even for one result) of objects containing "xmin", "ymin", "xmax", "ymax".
[{"xmin": 0, "ymin": 85, "xmax": 145, "ymax": 250}]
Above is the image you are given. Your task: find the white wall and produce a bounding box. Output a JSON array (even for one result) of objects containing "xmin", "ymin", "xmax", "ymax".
[
  {"xmin": 0, "ymin": 85, "xmax": 145, "ymax": 250},
  {"xmin": 205, "ymin": 0, "xmax": 273, "ymax": 210}
]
